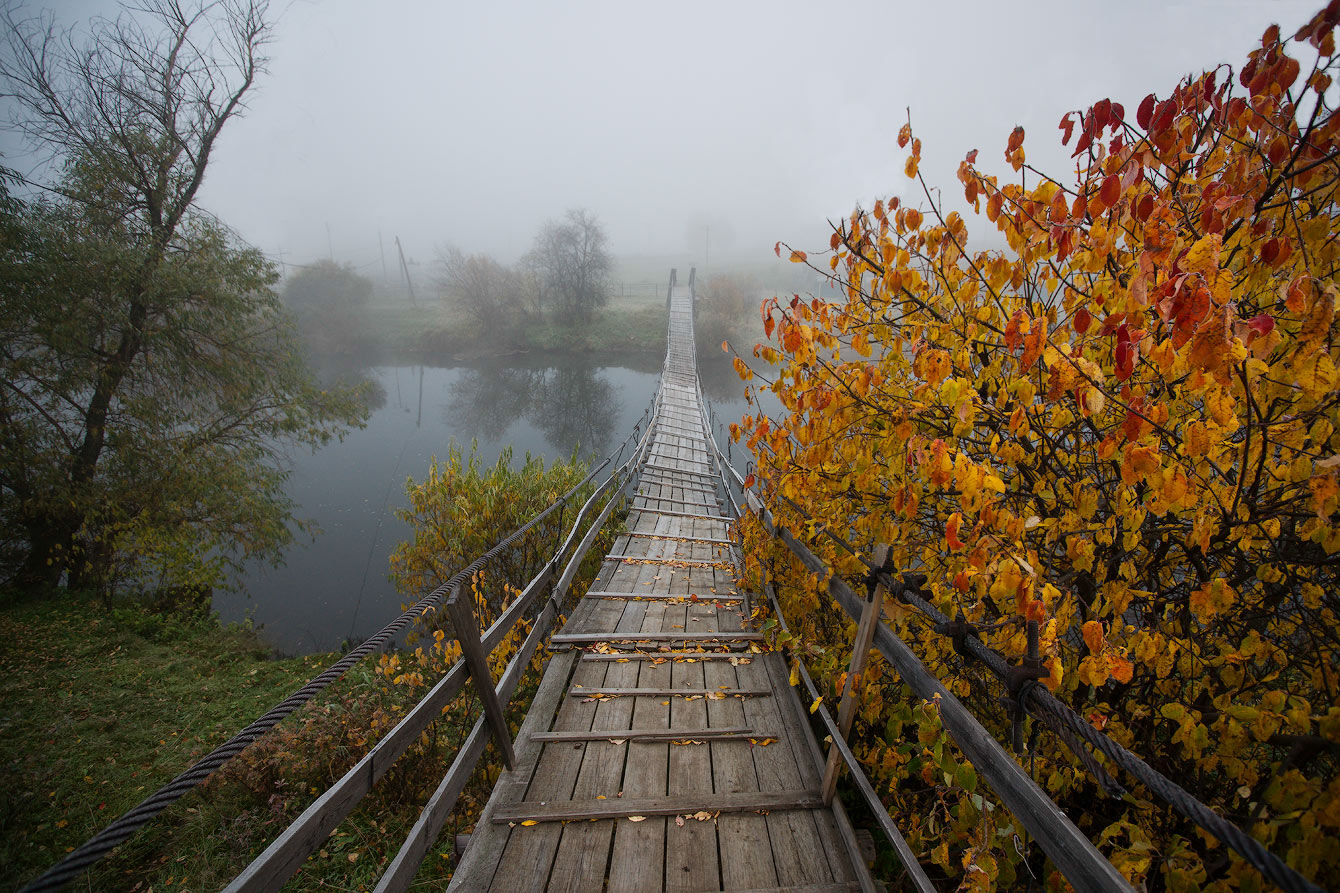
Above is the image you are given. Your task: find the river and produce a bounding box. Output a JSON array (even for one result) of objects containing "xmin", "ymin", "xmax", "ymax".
[{"xmin": 214, "ymin": 351, "xmax": 757, "ymax": 655}]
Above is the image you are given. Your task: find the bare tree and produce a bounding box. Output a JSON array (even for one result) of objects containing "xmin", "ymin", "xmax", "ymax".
[
  {"xmin": 530, "ymin": 208, "xmax": 612, "ymax": 322},
  {"xmin": 434, "ymin": 243, "xmax": 524, "ymax": 333},
  {"xmin": 1, "ymin": 0, "xmax": 271, "ymax": 244},
  {"xmin": 0, "ymin": 1, "xmax": 319, "ymax": 588}
]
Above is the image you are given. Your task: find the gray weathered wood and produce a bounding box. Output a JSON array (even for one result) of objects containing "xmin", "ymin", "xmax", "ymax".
[
  {"xmin": 492, "ymin": 787, "xmax": 823, "ymax": 824},
  {"xmin": 448, "ymin": 586, "xmax": 516, "ymax": 769},
  {"xmin": 767, "ymin": 514, "xmax": 1136, "ymax": 893},
  {"xmin": 821, "ymin": 543, "xmax": 890, "ymax": 804},
  {"xmin": 530, "ymin": 726, "xmax": 769, "ymax": 743},
  {"xmin": 551, "ymin": 631, "xmax": 762, "ymax": 645},
  {"xmin": 568, "ymin": 686, "xmax": 770, "ymax": 698},
  {"xmin": 224, "ymin": 661, "xmax": 469, "ymax": 893}
]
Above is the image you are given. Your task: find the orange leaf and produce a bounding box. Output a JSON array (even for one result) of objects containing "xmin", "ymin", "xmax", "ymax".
[
  {"xmin": 1082, "ymin": 620, "xmax": 1106, "ymax": 654},
  {"xmin": 945, "ymin": 513, "xmax": 965, "ymax": 551}
]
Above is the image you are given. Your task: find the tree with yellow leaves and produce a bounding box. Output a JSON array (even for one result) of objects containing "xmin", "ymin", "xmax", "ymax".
[{"xmin": 735, "ymin": 4, "xmax": 1340, "ymax": 889}]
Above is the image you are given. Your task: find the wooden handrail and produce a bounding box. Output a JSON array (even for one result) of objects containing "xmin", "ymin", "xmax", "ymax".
[{"xmin": 224, "ymin": 422, "xmax": 655, "ymax": 893}]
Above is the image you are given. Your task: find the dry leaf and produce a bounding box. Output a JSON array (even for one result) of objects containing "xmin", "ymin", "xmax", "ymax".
[{"xmin": 628, "ymin": 815, "xmax": 647, "ymax": 823}]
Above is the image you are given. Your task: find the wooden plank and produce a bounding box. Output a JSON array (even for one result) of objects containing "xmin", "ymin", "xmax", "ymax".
[
  {"xmin": 628, "ymin": 507, "xmax": 732, "ymax": 522},
  {"xmin": 485, "ymin": 600, "xmax": 627, "ymax": 891},
  {"xmin": 583, "ymin": 592, "xmax": 742, "ymax": 603},
  {"xmin": 622, "ymin": 532, "xmax": 733, "ymax": 544},
  {"xmin": 704, "ymin": 620, "xmax": 779, "ymax": 891},
  {"xmin": 607, "ymin": 602, "xmax": 673, "ymax": 892},
  {"xmin": 568, "ymin": 687, "xmax": 770, "ymax": 698},
  {"xmin": 552, "ymin": 632, "xmax": 762, "ymax": 645},
  {"xmin": 738, "ymin": 654, "xmax": 835, "ymax": 886},
  {"xmin": 640, "ymin": 462, "xmax": 718, "ymax": 478},
  {"xmin": 445, "ymin": 650, "xmax": 576, "ymax": 891},
  {"xmin": 580, "ymin": 651, "xmax": 755, "ymax": 662},
  {"xmin": 544, "ymin": 601, "xmax": 645, "ymax": 890},
  {"xmin": 494, "ymin": 789, "xmax": 824, "ymax": 824},
  {"xmin": 763, "ymin": 652, "xmax": 865, "ymax": 888},
  {"xmin": 603, "ymin": 555, "xmax": 731, "ymax": 568},
  {"xmin": 665, "ymin": 643, "xmax": 720, "ymax": 890},
  {"xmin": 530, "ymin": 727, "xmax": 773, "ymax": 743}
]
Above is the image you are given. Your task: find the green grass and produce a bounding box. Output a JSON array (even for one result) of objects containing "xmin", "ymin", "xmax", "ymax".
[{"xmin": 0, "ymin": 590, "xmax": 348, "ymax": 890}]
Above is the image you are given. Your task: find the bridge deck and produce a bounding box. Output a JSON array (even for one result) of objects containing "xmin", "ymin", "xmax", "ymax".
[{"xmin": 450, "ymin": 286, "xmax": 873, "ymax": 891}]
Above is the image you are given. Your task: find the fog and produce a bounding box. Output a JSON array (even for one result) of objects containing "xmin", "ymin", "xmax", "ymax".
[{"xmin": 1, "ymin": 0, "xmax": 1322, "ymax": 274}]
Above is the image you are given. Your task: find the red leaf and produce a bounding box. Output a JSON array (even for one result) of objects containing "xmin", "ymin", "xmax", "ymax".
[
  {"xmin": 1006, "ymin": 125, "xmax": 1025, "ymax": 155},
  {"xmin": 965, "ymin": 148, "xmax": 979, "ymax": 164},
  {"xmin": 1245, "ymin": 313, "xmax": 1275, "ymax": 345},
  {"xmin": 1093, "ymin": 98, "xmax": 1112, "ymax": 131},
  {"xmin": 1203, "ymin": 70, "xmax": 1217, "ymax": 100},
  {"xmin": 774, "ymin": 241, "xmax": 782, "ymax": 258},
  {"xmin": 1074, "ymin": 307, "xmax": 1092, "ymax": 333},
  {"xmin": 1059, "ymin": 113, "xmax": 1075, "ymax": 145},
  {"xmin": 1152, "ymin": 99, "xmax": 1177, "ymax": 131},
  {"xmin": 1100, "ymin": 174, "xmax": 1121, "ymax": 207},
  {"xmin": 1110, "ymin": 102, "xmax": 1125, "ymax": 127},
  {"xmin": 1262, "ymin": 239, "xmax": 1280, "ymax": 265},
  {"xmin": 1072, "ymin": 130, "xmax": 1093, "ymax": 157},
  {"xmin": 1115, "ymin": 324, "xmax": 1137, "ymax": 381},
  {"xmin": 830, "ymin": 232, "xmax": 841, "ymax": 250},
  {"xmin": 1137, "ymin": 93, "xmax": 1156, "ymax": 129}
]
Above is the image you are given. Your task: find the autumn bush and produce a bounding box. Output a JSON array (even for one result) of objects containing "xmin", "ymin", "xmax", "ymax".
[{"xmin": 733, "ymin": 6, "xmax": 1340, "ymax": 891}]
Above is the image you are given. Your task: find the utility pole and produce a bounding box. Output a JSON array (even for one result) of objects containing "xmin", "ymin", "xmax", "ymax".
[{"xmin": 395, "ymin": 236, "xmax": 417, "ymax": 305}]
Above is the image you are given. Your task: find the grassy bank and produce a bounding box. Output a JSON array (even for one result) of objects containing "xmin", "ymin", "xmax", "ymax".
[
  {"xmin": 355, "ymin": 294, "xmax": 670, "ymax": 359},
  {"xmin": 0, "ymin": 591, "xmax": 484, "ymax": 891}
]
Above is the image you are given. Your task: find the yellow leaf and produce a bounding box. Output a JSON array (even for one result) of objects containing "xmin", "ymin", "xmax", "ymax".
[
  {"xmin": 520, "ymin": 820, "xmax": 538, "ymax": 826},
  {"xmin": 809, "ymin": 695, "xmax": 823, "ymax": 714}
]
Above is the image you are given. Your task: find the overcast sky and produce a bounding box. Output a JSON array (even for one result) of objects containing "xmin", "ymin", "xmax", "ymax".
[{"xmin": 1, "ymin": 0, "xmax": 1325, "ymax": 276}]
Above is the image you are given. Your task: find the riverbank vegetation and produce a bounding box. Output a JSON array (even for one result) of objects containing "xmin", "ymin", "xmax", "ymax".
[
  {"xmin": 4, "ymin": 445, "xmax": 616, "ymax": 890},
  {"xmin": 0, "ymin": 1, "xmax": 368, "ymax": 601},
  {"xmin": 733, "ymin": 8, "xmax": 1340, "ymax": 890}
]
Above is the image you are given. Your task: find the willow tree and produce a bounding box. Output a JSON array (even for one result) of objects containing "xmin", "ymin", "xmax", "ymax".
[{"xmin": 0, "ymin": 1, "xmax": 366, "ymax": 594}]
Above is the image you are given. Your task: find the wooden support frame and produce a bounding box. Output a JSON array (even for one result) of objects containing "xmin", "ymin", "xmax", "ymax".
[
  {"xmin": 820, "ymin": 544, "xmax": 889, "ymax": 805},
  {"xmin": 447, "ymin": 584, "xmax": 517, "ymax": 769}
]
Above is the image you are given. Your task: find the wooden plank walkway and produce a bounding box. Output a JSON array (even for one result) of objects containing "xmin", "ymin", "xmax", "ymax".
[{"xmin": 450, "ymin": 285, "xmax": 876, "ymax": 891}]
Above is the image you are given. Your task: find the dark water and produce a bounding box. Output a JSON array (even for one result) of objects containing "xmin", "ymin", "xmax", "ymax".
[{"xmin": 215, "ymin": 352, "xmax": 757, "ymax": 655}]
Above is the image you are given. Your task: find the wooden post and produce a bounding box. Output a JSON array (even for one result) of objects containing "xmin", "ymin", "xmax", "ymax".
[
  {"xmin": 820, "ymin": 544, "xmax": 890, "ymax": 805},
  {"xmin": 447, "ymin": 584, "xmax": 517, "ymax": 770}
]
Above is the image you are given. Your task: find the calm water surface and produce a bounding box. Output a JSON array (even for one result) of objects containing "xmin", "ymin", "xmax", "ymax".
[{"xmin": 216, "ymin": 353, "xmax": 756, "ymax": 654}]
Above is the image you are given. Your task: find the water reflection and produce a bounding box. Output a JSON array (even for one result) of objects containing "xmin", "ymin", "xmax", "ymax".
[
  {"xmin": 447, "ymin": 359, "xmax": 619, "ymax": 457},
  {"xmin": 220, "ymin": 355, "xmax": 678, "ymax": 655}
]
